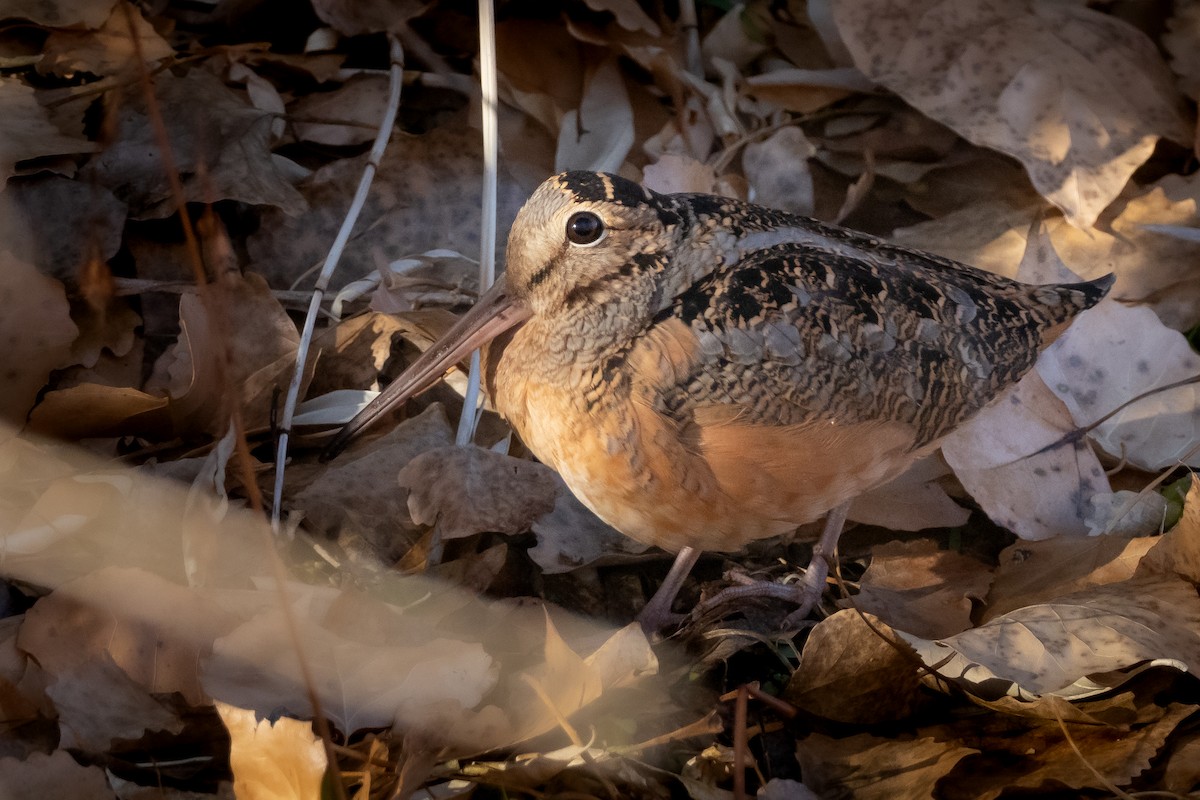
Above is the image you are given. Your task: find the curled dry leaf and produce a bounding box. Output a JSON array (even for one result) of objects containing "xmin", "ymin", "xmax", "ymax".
[
  {"xmin": 555, "ymin": 56, "xmax": 636, "ymax": 174},
  {"xmin": 901, "ymin": 573, "xmax": 1200, "ymax": 698},
  {"xmin": 146, "ymin": 273, "xmax": 302, "ymax": 435},
  {"xmin": 1137, "ymin": 480, "xmax": 1200, "ymax": 584},
  {"xmin": 786, "ymin": 609, "xmax": 922, "ymax": 724},
  {"xmin": 832, "ymin": 0, "xmax": 1191, "ymax": 227}
]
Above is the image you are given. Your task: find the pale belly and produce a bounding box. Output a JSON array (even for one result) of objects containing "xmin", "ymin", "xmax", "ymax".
[{"xmin": 495, "ymin": 376, "xmax": 915, "ymax": 553}]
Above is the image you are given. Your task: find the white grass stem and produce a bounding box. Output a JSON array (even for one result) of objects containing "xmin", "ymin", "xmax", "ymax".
[
  {"xmin": 455, "ymin": 0, "xmax": 500, "ymax": 446},
  {"xmin": 271, "ymin": 36, "xmax": 405, "ymax": 531}
]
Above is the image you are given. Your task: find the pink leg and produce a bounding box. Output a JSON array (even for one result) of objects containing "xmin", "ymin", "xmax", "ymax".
[
  {"xmin": 636, "ymin": 546, "xmax": 700, "ymax": 634},
  {"xmin": 694, "ymin": 502, "xmax": 850, "ymax": 626}
]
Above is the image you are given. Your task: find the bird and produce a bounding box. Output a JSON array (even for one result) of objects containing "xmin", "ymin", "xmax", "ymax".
[{"xmin": 324, "ymin": 170, "xmax": 1113, "ymax": 631}]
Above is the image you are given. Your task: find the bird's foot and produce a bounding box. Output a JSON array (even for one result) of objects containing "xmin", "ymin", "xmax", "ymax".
[
  {"xmin": 692, "ymin": 554, "xmax": 831, "ymax": 629},
  {"xmin": 635, "ymin": 546, "xmax": 700, "ymax": 637}
]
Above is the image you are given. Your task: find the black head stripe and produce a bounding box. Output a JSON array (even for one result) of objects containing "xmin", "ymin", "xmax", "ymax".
[{"xmin": 556, "ymin": 171, "xmax": 654, "ymax": 208}]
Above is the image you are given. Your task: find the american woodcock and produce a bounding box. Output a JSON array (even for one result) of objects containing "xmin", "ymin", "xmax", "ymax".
[{"xmin": 325, "ymin": 171, "xmax": 1113, "ymax": 630}]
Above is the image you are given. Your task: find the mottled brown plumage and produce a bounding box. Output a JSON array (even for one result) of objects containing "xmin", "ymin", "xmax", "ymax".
[{"xmin": 326, "ymin": 170, "xmax": 1112, "ymax": 625}]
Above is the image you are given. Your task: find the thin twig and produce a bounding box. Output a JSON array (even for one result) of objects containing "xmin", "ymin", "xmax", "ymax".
[
  {"xmin": 271, "ymin": 36, "xmax": 406, "ymax": 529},
  {"xmin": 733, "ymin": 684, "xmax": 749, "ymax": 800}
]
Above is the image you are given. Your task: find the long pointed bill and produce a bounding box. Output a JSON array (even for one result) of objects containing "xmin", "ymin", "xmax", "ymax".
[{"xmin": 321, "ymin": 277, "xmax": 530, "ymax": 460}]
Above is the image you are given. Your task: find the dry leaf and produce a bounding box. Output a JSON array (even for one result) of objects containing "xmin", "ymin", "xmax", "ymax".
[
  {"xmin": 27, "ymin": 384, "xmax": 172, "ymax": 440},
  {"xmin": 942, "ymin": 371, "xmax": 1109, "ymax": 540},
  {"xmin": 294, "ymin": 403, "xmax": 454, "ymax": 558},
  {"xmin": 642, "ymin": 154, "xmax": 718, "ymax": 195},
  {"xmin": 797, "ymin": 731, "xmax": 977, "ymax": 800},
  {"xmin": 39, "ymin": 2, "xmax": 173, "ymax": 78},
  {"xmin": 216, "ymin": 701, "xmax": 326, "ymax": 800},
  {"xmin": 247, "ymin": 118, "xmax": 530, "ymax": 289},
  {"xmin": 18, "ymin": 566, "xmax": 239, "ymax": 705},
  {"xmin": 84, "ymin": 70, "xmax": 305, "ymax": 218},
  {"xmin": 847, "ymin": 455, "xmax": 969, "ymax": 531},
  {"xmin": 399, "ymin": 446, "xmax": 562, "ymax": 541},
  {"xmin": 309, "ymin": 0, "xmax": 428, "ymax": 36},
  {"xmin": 5, "ymin": 176, "xmax": 126, "ymax": 281},
  {"xmin": 529, "ymin": 487, "xmax": 649, "ymax": 574},
  {"xmin": 1165, "ymin": 1, "xmax": 1200, "ymax": 99},
  {"xmin": 1138, "ymin": 480, "xmax": 1200, "ymax": 583},
  {"xmin": 939, "ymin": 703, "xmax": 1196, "ymax": 799},
  {"xmin": 145, "ymin": 273, "xmax": 301, "ymax": 435},
  {"xmin": 0, "ymin": 750, "xmax": 114, "ymax": 799},
  {"xmin": 0, "ymin": 79, "xmax": 97, "ymax": 183},
  {"xmin": 555, "ymin": 56, "xmax": 635, "ymax": 174},
  {"xmin": 902, "ymin": 573, "xmax": 1200, "ymax": 697},
  {"xmin": 0, "ymin": 249, "xmax": 78, "ymax": 427},
  {"xmin": 742, "ymin": 126, "xmax": 815, "ymax": 215},
  {"xmin": 985, "ymin": 535, "xmax": 1157, "ymax": 621},
  {"xmin": 832, "ymin": 0, "xmax": 1191, "ymax": 227},
  {"xmin": 845, "ymin": 540, "xmax": 993, "ymax": 639},
  {"xmin": 786, "ymin": 610, "xmax": 922, "ymax": 724},
  {"xmin": 291, "ymin": 74, "xmax": 391, "ymax": 147},
  {"xmin": 45, "ymin": 655, "xmax": 183, "ymax": 752},
  {"xmin": 1038, "ymin": 299, "xmax": 1200, "ymax": 469}
]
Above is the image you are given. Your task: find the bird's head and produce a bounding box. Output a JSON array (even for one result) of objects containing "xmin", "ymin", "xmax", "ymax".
[{"xmin": 505, "ymin": 171, "xmax": 686, "ymax": 315}]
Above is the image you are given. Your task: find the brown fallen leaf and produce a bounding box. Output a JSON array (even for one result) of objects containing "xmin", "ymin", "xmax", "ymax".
[
  {"xmin": 786, "ymin": 610, "xmax": 922, "ymax": 725},
  {"xmin": 216, "ymin": 701, "xmax": 325, "ymax": 800},
  {"xmin": 145, "ymin": 272, "xmax": 303, "ymax": 435},
  {"xmin": 39, "ymin": 1, "xmax": 173, "ymax": 78},
  {"xmin": 1137, "ymin": 480, "xmax": 1200, "ymax": 584},
  {"xmin": 18, "ymin": 567, "xmax": 239, "ymax": 706},
  {"xmin": 293, "ymin": 403, "xmax": 454, "ymax": 560},
  {"xmin": 844, "ymin": 540, "xmax": 993, "ymax": 639},
  {"xmin": 27, "ymin": 384, "xmax": 172, "ymax": 440},
  {"xmin": 985, "ymin": 535, "xmax": 1156, "ymax": 621},
  {"xmin": 937, "ymin": 703, "xmax": 1196, "ymax": 799},
  {"xmin": 0, "ymin": 249, "xmax": 78, "ymax": 428},
  {"xmin": 903, "ymin": 573, "xmax": 1200, "ymax": 698},
  {"xmin": 83, "ymin": 70, "xmax": 305, "ymax": 218},
  {"xmin": 796, "ymin": 730, "xmax": 978, "ymax": 800},
  {"xmin": 399, "ymin": 445, "xmax": 562, "ymax": 541},
  {"xmin": 0, "ymin": 750, "xmax": 114, "ymax": 800}
]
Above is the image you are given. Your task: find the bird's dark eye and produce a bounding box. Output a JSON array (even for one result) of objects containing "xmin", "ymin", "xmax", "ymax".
[{"xmin": 565, "ymin": 211, "xmax": 605, "ymax": 246}]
